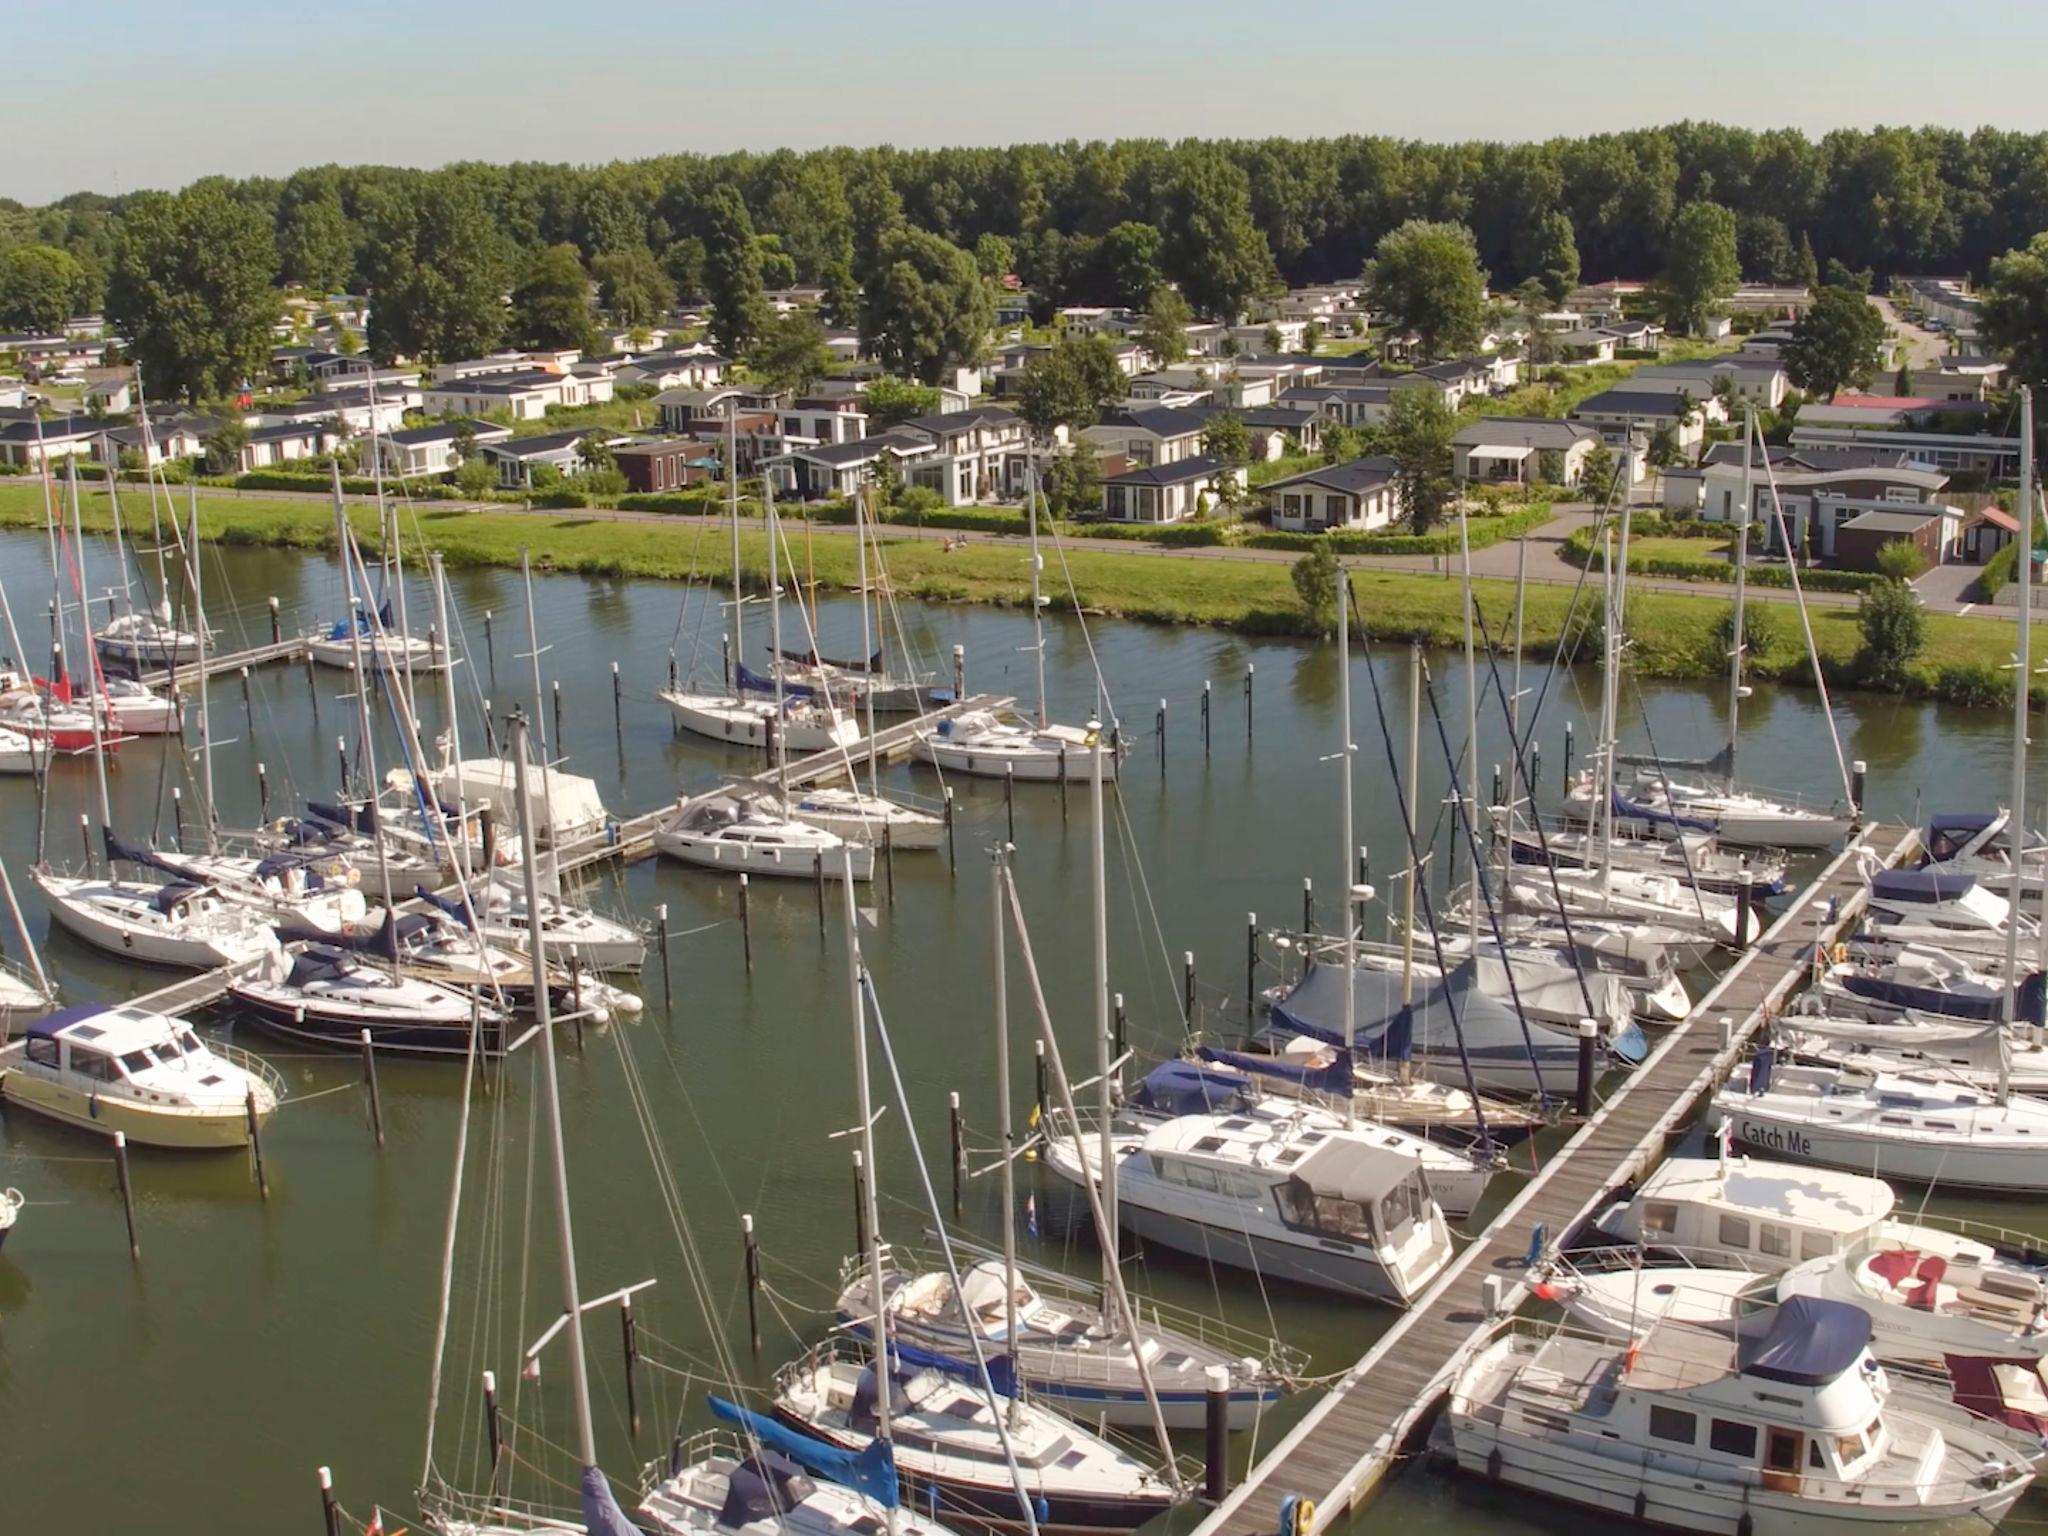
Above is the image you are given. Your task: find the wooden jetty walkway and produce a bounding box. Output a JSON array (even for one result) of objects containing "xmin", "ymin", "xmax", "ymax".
[
  {"xmin": 1194, "ymin": 823, "xmax": 1918, "ymax": 1536},
  {"xmin": 138, "ymin": 636, "xmax": 309, "ymax": 690}
]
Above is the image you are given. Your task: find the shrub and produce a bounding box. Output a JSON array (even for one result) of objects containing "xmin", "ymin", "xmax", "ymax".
[
  {"xmin": 1855, "ymin": 579, "xmax": 1925, "ymax": 688},
  {"xmin": 1292, "ymin": 541, "xmax": 1339, "ymax": 635},
  {"xmin": 1931, "ymin": 661, "xmax": 2007, "ymax": 709},
  {"xmin": 534, "ymin": 487, "xmax": 589, "ymax": 509},
  {"xmin": 1981, "ymin": 539, "xmax": 2019, "ymax": 597},
  {"xmin": 1712, "ymin": 601, "xmax": 1781, "ymax": 670},
  {"xmin": 1875, "ymin": 539, "xmax": 1927, "ymax": 582}
]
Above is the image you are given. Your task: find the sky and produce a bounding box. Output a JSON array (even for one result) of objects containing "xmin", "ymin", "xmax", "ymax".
[{"xmin": 9, "ymin": 0, "xmax": 2048, "ymax": 204}]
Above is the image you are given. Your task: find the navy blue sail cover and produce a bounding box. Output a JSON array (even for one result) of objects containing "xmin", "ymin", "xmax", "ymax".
[
  {"xmin": 1130, "ymin": 1060, "xmax": 1250, "ymax": 1116},
  {"xmin": 579, "ymin": 1464, "xmax": 640, "ymax": 1536},
  {"xmin": 1871, "ymin": 869, "xmax": 1983, "ymax": 904},
  {"xmin": 1737, "ymin": 1296, "xmax": 1871, "ymax": 1385},
  {"xmin": 1197, "ymin": 1044, "xmax": 1355, "ymax": 1097}
]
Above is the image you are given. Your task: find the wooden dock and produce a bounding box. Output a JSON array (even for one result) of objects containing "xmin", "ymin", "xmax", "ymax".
[
  {"xmin": 138, "ymin": 637, "xmax": 309, "ymax": 689},
  {"xmin": 123, "ymin": 957, "xmax": 265, "ymax": 1017},
  {"xmin": 1193, "ymin": 823, "xmax": 1919, "ymax": 1536}
]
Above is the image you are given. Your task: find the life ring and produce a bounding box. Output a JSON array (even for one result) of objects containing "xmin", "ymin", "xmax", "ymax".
[{"xmin": 1279, "ymin": 1495, "xmax": 1316, "ymax": 1536}]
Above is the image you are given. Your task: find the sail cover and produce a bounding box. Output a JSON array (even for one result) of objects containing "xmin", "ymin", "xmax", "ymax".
[
  {"xmin": 1272, "ymin": 957, "xmax": 1568, "ymax": 1080},
  {"xmin": 736, "ymin": 660, "xmax": 816, "ymax": 701},
  {"xmin": 1197, "ymin": 1044, "xmax": 1355, "ymax": 1098},
  {"xmin": 580, "ymin": 1464, "xmax": 640, "ymax": 1536},
  {"xmin": 1737, "ymin": 1296, "xmax": 1870, "ymax": 1385},
  {"xmin": 707, "ymin": 1395, "xmax": 898, "ymax": 1509},
  {"xmin": 1130, "ymin": 1060, "xmax": 1250, "ymax": 1116}
]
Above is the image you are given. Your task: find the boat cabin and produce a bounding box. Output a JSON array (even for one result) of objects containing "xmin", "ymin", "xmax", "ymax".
[
  {"xmin": 1599, "ymin": 1154, "xmax": 1889, "ymax": 1270},
  {"xmin": 17, "ymin": 1006, "xmax": 233, "ymax": 1101},
  {"xmin": 1866, "ymin": 869, "xmax": 2018, "ymax": 934}
]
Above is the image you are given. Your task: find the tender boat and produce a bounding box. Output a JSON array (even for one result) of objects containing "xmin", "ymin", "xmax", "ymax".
[
  {"xmin": 96, "ymin": 604, "xmax": 204, "ymax": 667},
  {"xmin": 836, "ymin": 1252, "xmax": 1289, "ymax": 1430},
  {"xmin": 1813, "ymin": 943, "xmax": 2025, "ymax": 1025},
  {"xmin": 231, "ymin": 939, "xmax": 506, "ymax": 1058},
  {"xmin": 1448, "ymin": 1298, "xmax": 2032, "ymax": 1536},
  {"xmin": 653, "ymin": 793, "xmax": 873, "ymax": 881},
  {"xmin": 1858, "ymin": 868, "xmax": 2034, "ymax": 966},
  {"xmin": 772, "ymin": 1339, "xmax": 1180, "ymax": 1533},
  {"xmin": 0, "ymin": 1004, "xmax": 282, "ymax": 1149},
  {"xmin": 1704, "ymin": 1049, "xmax": 2048, "ymax": 1192},
  {"xmin": 1041, "ymin": 1101, "xmax": 1459, "ymax": 1301}
]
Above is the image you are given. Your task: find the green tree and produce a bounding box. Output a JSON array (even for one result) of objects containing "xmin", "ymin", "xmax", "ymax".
[
  {"xmin": 201, "ymin": 417, "xmax": 250, "ymax": 475},
  {"xmin": 1368, "ymin": 220, "xmax": 1486, "ymax": 359},
  {"xmin": 1736, "ymin": 213, "xmax": 1796, "ymax": 284},
  {"xmin": 509, "ymin": 243, "xmax": 595, "ymax": 352},
  {"xmin": 0, "ymin": 243, "xmax": 88, "ymax": 331},
  {"xmin": 1647, "ymin": 424, "xmax": 1680, "ymax": 468},
  {"xmin": 1580, "ymin": 441, "xmax": 1617, "ymax": 495},
  {"xmin": 274, "ymin": 169, "xmax": 354, "ymax": 294},
  {"xmin": 1157, "ymin": 148, "xmax": 1280, "ymax": 319},
  {"xmin": 1876, "ymin": 538, "xmax": 1928, "ymax": 581},
  {"xmin": 1017, "ymin": 334, "xmax": 1126, "ymax": 437},
  {"xmin": 106, "ymin": 184, "xmax": 278, "ymax": 401},
  {"xmin": 591, "ymin": 246, "xmax": 675, "ymax": 326},
  {"xmin": 1791, "ymin": 230, "xmax": 1820, "ymax": 290},
  {"xmin": 751, "ymin": 310, "xmax": 834, "ymax": 393},
  {"xmin": 1302, "ymin": 319, "xmax": 1325, "ymax": 354},
  {"xmin": 1893, "ymin": 361, "xmax": 1913, "ymax": 397},
  {"xmin": 754, "ymin": 235, "xmax": 798, "ymax": 290},
  {"xmin": 1135, "ymin": 286, "xmax": 1191, "ymax": 364},
  {"xmin": 860, "ymin": 227, "xmax": 993, "ymax": 385},
  {"xmin": 1292, "ymin": 541, "xmax": 1339, "ymax": 634},
  {"xmin": 576, "ymin": 433, "xmax": 616, "ymax": 474},
  {"xmin": 659, "ymin": 237, "xmax": 707, "ymax": 300},
  {"xmin": 702, "ymin": 185, "xmax": 769, "ymax": 357},
  {"xmin": 1039, "ymin": 446, "xmax": 1102, "ymax": 518},
  {"xmin": 973, "ymin": 233, "xmax": 1015, "ymax": 281},
  {"xmin": 1201, "ymin": 412, "xmax": 1252, "ymax": 510},
  {"xmin": 453, "ymin": 457, "xmax": 496, "ymax": 496},
  {"xmin": 862, "ymin": 376, "xmax": 941, "ymax": 426},
  {"xmin": 1660, "ymin": 200, "xmax": 1740, "ymax": 335},
  {"xmin": 1822, "ymin": 258, "xmax": 1874, "ymax": 294},
  {"xmin": 1981, "ymin": 232, "xmax": 2048, "ymax": 394},
  {"xmin": 362, "ymin": 172, "xmax": 508, "ymax": 364},
  {"xmin": 1857, "ymin": 574, "xmax": 1925, "ymax": 688},
  {"xmin": 1100, "ymin": 222, "xmax": 1165, "ymax": 310},
  {"xmin": 1385, "ymin": 387, "xmax": 1456, "ymax": 533},
  {"xmin": 1260, "ymin": 324, "xmax": 1284, "ymax": 354},
  {"xmin": 1526, "ymin": 210, "xmax": 1580, "ymax": 305},
  {"xmin": 1783, "ymin": 285, "xmax": 1888, "ymax": 397}
]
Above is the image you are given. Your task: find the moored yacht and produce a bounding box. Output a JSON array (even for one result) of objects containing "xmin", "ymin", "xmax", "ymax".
[
  {"xmin": 911, "ymin": 708, "xmax": 1116, "ymax": 782},
  {"xmin": 836, "ymin": 1252, "xmax": 1289, "ymax": 1430},
  {"xmin": 784, "ymin": 785, "xmax": 944, "ymax": 850},
  {"xmin": 231, "ymin": 938, "xmax": 505, "ymax": 1058},
  {"xmin": 1858, "ymin": 868, "xmax": 2034, "ymax": 966},
  {"xmin": 0, "ymin": 1004, "xmax": 282, "ymax": 1149},
  {"xmin": 1447, "ymin": 1298, "xmax": 2033, "ymax": 1536},
  {"xmin": 33, "ymin": 862, "xmax": 281, "ymax": 970},
  {"xmin": 1193, "ymin": 1039, "xmax": 1545, "ymax": 1142},
  {"xmin": 638, "ymin": 1423, "xmax": 961, "ymax": 1536},
  {"xmin": 96, "ymin": 604, "xmax": 204, "ymax": 667},
  {"xmin": 653, "ymin": 792, "xmax": 873, "ymax": 881},
  {"xmin": 1813, "ymin": 943, "xmax": 2026, "ymax": 1025},
  {"xmin": 1041, "ymin": 1103, "xmax": 1459, "ymax": 1301},
  {"xmin": 1918, "ymin": 811, "xmax": 2046, "ymax": 904},
  {"xmin": 771, "ymin": 1339, "xmax": 1180, "ymax": 1532},
  {"xmin": 1500, "ymin": 816, "xmax": 1790, "ymax": 899}
]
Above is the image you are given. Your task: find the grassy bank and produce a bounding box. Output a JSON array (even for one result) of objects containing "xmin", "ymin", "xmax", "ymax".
[{"xmin": 0, "ymin": 483, "xmax": 2023, "ymax": 708}]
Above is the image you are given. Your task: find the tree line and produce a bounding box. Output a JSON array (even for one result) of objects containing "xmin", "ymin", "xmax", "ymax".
[{"xmin": 5, "ymin": 124, "xmax": 2048, "ymax": 398}]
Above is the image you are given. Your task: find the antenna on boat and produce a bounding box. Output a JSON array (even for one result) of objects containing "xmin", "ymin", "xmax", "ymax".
[{"xmin": 990, "ymin": 840, "xmax": 1022, "ymax": 1431}]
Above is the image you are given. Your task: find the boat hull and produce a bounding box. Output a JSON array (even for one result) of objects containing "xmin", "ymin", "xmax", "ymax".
[
  {"xmin": 232, "ymin": 991, "xmax": 502, "ymax": 1059},
  {"xmin": 38, "ymin": 881, "xmax": 272, "ymax": 970},
  {"xmin": 1706, "ymin": 1100, "xmax": 2045, "ymax": 1193},
  {"xmin": 1448, "ymin": 1417, "xmax": 2023, "ymax": 1536},
  {"xmin": 0, "ymin": 1072, "xmax": 262, "ymax": 1149},
  {"xmin": 913, "ymin": 737, "xmax": 1118, "ymax": 782},
  {"xmin": 652, "ymin": 830, "xmax": 873, "ymax": 880},
  {"xmin": 661, "ymin": 690, "xmax": 859, "ymax": 753}
]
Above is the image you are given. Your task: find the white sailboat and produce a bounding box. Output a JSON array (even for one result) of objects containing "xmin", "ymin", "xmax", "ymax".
[
  {"xmin": 96, "ymin": 379, "xmax": 206, "ymax": 668},
  {"xmin": 912, "ymin": 458, "xmax": 1116, "ymax": 783}
]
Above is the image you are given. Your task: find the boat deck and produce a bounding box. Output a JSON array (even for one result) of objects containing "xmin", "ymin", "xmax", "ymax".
[{"xmin": 1192, "ymin": 823, "xmax": 1918, "ymax": 1536}]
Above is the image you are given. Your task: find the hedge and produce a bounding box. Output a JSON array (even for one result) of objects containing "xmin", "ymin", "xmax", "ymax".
[
  {"xmin": 1243, "ymin": 502, "xmax": 1554, "ymax": 556},
  {"xmin": 1562, "ymin": 525, "xmax": 1884, "ymax": 593},
  {"xmin": 1981, "ymin": 539, "xmax": 2018, "ymax": 598}
]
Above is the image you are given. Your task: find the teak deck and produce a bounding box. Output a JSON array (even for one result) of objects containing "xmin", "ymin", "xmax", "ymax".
[{"xmin": 1194, "ymin": 824, "xmax": 1918, "ymax": 1536}]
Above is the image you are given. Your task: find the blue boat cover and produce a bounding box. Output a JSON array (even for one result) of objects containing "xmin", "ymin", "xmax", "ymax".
[
  {"xmin": 707, "ymin": 1395, "xmax": 898, "ymax": 1509},
  {"xmin": 25, "ymin": 1004, "xmax": 110, "ymax": 1041},
  {"xmin": 1871, "ymin": 869, "xmax": 1983, "ymax": 904},
  {"xmin": 306, "ymin": 799, "xmax": 379, "ymax": 835},
  {"xmin": 276, "ymin": 908, "xmax": 398, "ymax": 954},
  {"xmin": 1928, "ymin": 812, "xmax": 1997, "ymax": 835},
  {"xmin": 147, "ymin": 881, "xmax": 205, "ymax": 914},
  {"xmin": 1611, "ymin": 787, "xmax": 1716, "ymax": 836},
  {"xmin": 105, "ymin": 829, "xmax": 189, "ymax": 885},
  {"xmin": 251, "ymin": 851, "xmax": 330, "ymax": 891},
  {"xmin": 1737, "ymin": 1296, "xmax": 1870, "ymax": 1385},
  {"xmin": 415, "ymin": 884, "xmax": 479, "ymax": 930},
  {"xmin": 1197, "ymin": 1044, "xmax": 1355, "ymax": 1098},
  {"xmin": 736, "ymin": 661, "xmax": 816, "ymax": 701},
  {"xmin": 580, "ymin": 1464, "xmax": 640, "ymax": 1536},
  {"xmin": 718, "ymin": 1451, "xmax": 820, "ymax": 1527},
  {"xmin": 1130, "ymin": 1060, "xmax": 1251, "ymax": 1116},
  {"xmin": 887, "ymin": 1340, "xmax": 1017, "ymax": 1399}
]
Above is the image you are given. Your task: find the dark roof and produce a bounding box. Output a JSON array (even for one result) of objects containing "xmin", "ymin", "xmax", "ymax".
[
  {"xmin": 1840, "ymin": 508, "xmax": 1942, "ymax": 533},
  {"xmin": 1280, "ymin": 384, "xmax": 1394, "ymax": 404},
  {"xmin": 1264, "ymin": 455, "xmax": 1398, "ymax": 496},
  {"xmin": 0, "ymin": 413, "xmax": 96, "ymax": 443},
  {"xmin": 245, "ymin": 421, "xmax": 333, "ymax": 444},
  {"xmin": 424, "ymin": 370, "xmax": 565, "ymax": 395},
  {"xmin": 902, "ymin": 406, "xmax": 1020, "ymax": 435},
  {"xmin": 1451, "ymin": 416, "xmax": 1599, "ymax": 451},
  {"xmin": 1093, "ymin": 405, "xmax": 1209, "ymax": 440},
  {"xmin": 611, "ymin": 437, "xmax": 696, "ymax": 458},
  {"xmin": 1228, "ymin": 406, "xmax": 1320, "ymax": 433},
  {"xmin": 1572, "ymin": 389, "xmax": 1698, "ymax": 419},
  {"xmin": 1699, "ymin": 442, "xmax": 1806, "ymax": 469},
  {"xmin": 1103, "ymin": 454, "xmax": 1226, "ymax": 487},
  {"xmin": 384, "ymin": 418, "xmax": 510, "ymax": 447},
  {"xmin": 786, "ymin": 436, "xmax": 915, "ymax": 467},
  {"xmin": 623, "ymin": 351, "xmax": 729, "ymax": 372},
  {"xmin": 481, "ymin": 428, "xmax": 605, "ymax": 458},
  {"xmin": 1413, "ymin": 357, "xmax": 1489, "ymax": 382}
]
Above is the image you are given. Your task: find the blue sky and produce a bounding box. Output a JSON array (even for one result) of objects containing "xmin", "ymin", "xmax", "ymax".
[{"xmin": 8, "ymin": 0, "xmax": 2048, "ymax": 202}]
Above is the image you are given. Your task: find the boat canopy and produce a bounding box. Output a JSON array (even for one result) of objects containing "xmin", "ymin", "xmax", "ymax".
[
  {"xmin": 737, "ymin": 661, "xmax": 816, "ymax": 701},
  {"xmin": 1872, "ymin": 869, "xmax": 1986, "ymax": 904},
  {"xmin": 147, "ymin": 881, "xmax": 207, "ymax": 914},
  {"xmin": 779, "ymin": 644, "xmax": 887, "ymax": 675},
  {"xmin": 286, "ymin": 948, "xmax": 356, "ymax": 988},
  {"xmin": 708, "ymin": 1395, "xmax": 899, "ymax": 1510},
  {"xmin": 1290, "ymin": 1136, "xmax": 1422, "ymax": 1204},
  {"xmin": 106, "ymin": 828, "xmax": 193, "ymax": 884},
  {"xmin": 307, "ymin": 799, "xmax": 379, "ymax": 835},
  {"xmin": 719, "ymin": 1452, "xmax": 819, "ymax": 1526},
  {"xmin": 1616, "ymin": 743, "xmax": 1734, "ymax": 778},
  {"xmin": 24, "ymin": 1004, "xmax": 111, "ymax": 1042},
  {"xmin": 278, "ymin": 908, "xmax": 397, "ymax": 953},
  {"xmin": 580, "ymin": 1465, "xmax": 640, "ymax": 1536},
  {"xmin": 1130, "ymin": 1060, "xmax": 1251, "ymax": 1116},
  {"xmin": 1736, "ymin": 1295, "xmax": 1870, "ymax": 1386}
]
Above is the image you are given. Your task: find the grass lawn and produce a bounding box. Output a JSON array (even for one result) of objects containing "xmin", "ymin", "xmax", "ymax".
[
  {"xmin": 1623, "ymin": 534, "xmax": 1734, "ymax": 564},
  {"xmin": 0, "ymin": 482, "xmax": 2017, "ymax": 706}
]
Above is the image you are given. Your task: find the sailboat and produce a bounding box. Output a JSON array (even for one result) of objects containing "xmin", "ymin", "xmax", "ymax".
[
  {"xmin": 662, "ymin": 408, "xmax": 858, "ymax": 753},
  {"xmin": 776, "ymin": 487, "xmax": 936, "ymax": 714},
  {"xmin": 773, "ymin": 843, "xmax": 1180, "ymax": 1533},
  {"xmin": 0, "ymin": 854, "xmax": 56, "ymax": 1020},
  {"xmin": 912, "ymin": 458, "xmax": 1116, "ymax": 782},
  {"xmin": 43, "ymin": 458, "xmax": 181, "ymax": 735},
  {"xmin": 95, "ymin": 380, "xmax": 206, "ymax": 668},
  {"xmin": 657, "ymin": 487, "xmax": 875, "ymax": 882}
]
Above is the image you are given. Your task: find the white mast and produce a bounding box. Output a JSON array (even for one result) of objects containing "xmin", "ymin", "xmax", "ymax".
[
  {"xmin": 1029, "ymin": 454, "xmax": 1047, "ymax": 729},
  {"xmin": 335, "ymin": 468, "xmax": 395, "ymax": 927},
  {"xmin": 102, "ymin": 442, "xmax": 134, "ymax": 618},
  {"xmin": 727, "ymin": 401, "xmax": 743, "ymax": 696},
  {"xmin": 1091, "ymin": 698, "xmax": 1116, "ymax": 1283},
  {"xmin": 1338, "ymin": 565, "xmax": 1357, "ymax": 1124},
  {"xmin": 767, "ymin": 480, "xmax": 789, "ymax": 795},
  {"xmin": 520, "ymin": 550, "xmax": 561, "ymax": 889},
  {"xmin": 431, "ymin": 554, "xmax": 471, "ymax": 882},
  {"xmin": 991, "ymin": 843, "xmax": 1021, "ymax": 1429},
  {"xmin": 190, "ymin": 485, "xmax": 216, "ymax": 855},
  {"xmin": 1401, "ymin": 641, "xmax": 1421, "ymax": 1009},
  {"xmin": 1458, "ymin": 500, "xmax": 1479, "ymax": 948},
  {"xmin": 509, "ymin": 713, "xmax": 608, "ymax": 1496},
  {"xmin": 1729, "ymin": 408, "xmax": 1754, "ymax": 775},
  {"xmin": 857, "ymin": 487, "xmax": 880, "ymax": 797},
  {"xmin": 2003, "ymin": 386, "xmax": 2035, "ymax": 1108},
  {"xmin": 840, "ymin": 849, "xmax": 893, "ymax": 1463},
  {"xmin": 67, "ymin": 457, "xmax": 112, "ymax": 843}
]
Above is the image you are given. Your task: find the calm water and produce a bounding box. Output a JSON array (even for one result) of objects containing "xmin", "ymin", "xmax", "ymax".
[{"xmin": 0, "ymin": 523, "xmax": 2034, "ymax": 1532}]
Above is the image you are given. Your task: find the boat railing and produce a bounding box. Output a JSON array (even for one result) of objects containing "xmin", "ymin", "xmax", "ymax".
[
  {"xmin": 1887, "ymin": 1211, "xmax": 2048, "ymax": 1265},
  {"xmin": 210, "ymin": 1037, "xmax": 290, "ymax": 1103},
  {"xmin": 893, "ymin": 1234, "xmax": 1312, "ymax": 1381},
  {"xmin": 1551, "ymin": 1242, "xmax": 1778, "ymax": 1282}
]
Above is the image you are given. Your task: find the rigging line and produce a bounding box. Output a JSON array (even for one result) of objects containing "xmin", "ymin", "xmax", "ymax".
[
  {"xmin": 1346, "ymin": 577, "xmax": 1517, "ymax": 1125},
  {"xmin": 1616, "ymin": 669, "xmax": 1719, "ymax": 926},
  {"xmin": 422, "ymin": 990, "xmax": 487, "ymax": 1486},
  {"xmin": 1416, "ymin": 657, "xmax": 1562, "ymax": 1096},
  {"xmin": 1523, "ymin": 472, "xmax": 1623, "ymax": 736},
  {"xmin": 861, "ymin": 964, "xmax": 1053, "ymax": 1534},
  {"xmin": 1108, "ymin": 782, "xmax": 1182, "ymax": 1035}
]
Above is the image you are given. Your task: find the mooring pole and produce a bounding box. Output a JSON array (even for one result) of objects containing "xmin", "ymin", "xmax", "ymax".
[
  {"xmin": 949, "ymin": 1091, "xmax": 966, "ymax": 1216},
  {"xmin": 1183, "ymin": 950, "xmax": 1197, "ymax": 1028},
  {"xmin": 246, "ymin": 1088, "xmax": 269, "ymax": 1198},
  {"xmin": 360, "ymin": 1028, "xmax": 385, "ymax": 1147},
  {"xmin": 742, "ymin": 1213, "xmax": 762, "ymax": 1354},
  {"xmin": 318, "ymin": 1467, "xmax": 340, "ymax": 1536},
  {"xmin": 1244, "ymin": 911, "xmax": 1258, "ymax": 1021},
  {"xmin": 1244, "ymin": 662, "xmax": 1254, "ymax": 735},
  {"xmin": 1201, "ymin": 679, "xmax": 1211, "ymax": 755},
  {"xmin": 112, "ymin": 1130, "xmax": 139, "ymax": 1261},
  {"xmin": 620, "ymin": 1297, "xmax": 642, "ymax": 1437}
]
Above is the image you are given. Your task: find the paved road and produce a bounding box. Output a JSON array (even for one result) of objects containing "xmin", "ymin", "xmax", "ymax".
[
  {"xmin": 151, "ymin": 481, "xmax": 2009, "ymax": 621},
  {"xmin": 1873, "ymin": 295, "xmax": 1947, "ymax": 379}
]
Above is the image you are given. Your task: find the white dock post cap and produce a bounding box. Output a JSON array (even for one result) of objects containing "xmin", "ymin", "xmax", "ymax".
[
  {"xmin": 1205, "ymin": 1364, "xmax": 1232, "ymax": 1391},
  {"xmin": 318, "ymin": 1467, "xmax": 333, "ymax": 1491},
  {"xmin": 742, "ymin": 1213, "xmax": 754, "ymax": 1236},
  {"xmin": 482, "ymin": 1370, "xmax": 496, "ymax": 1392},
  {"xmin": 1578, "ymin": 1018, "xmax": 1598, "ymax": 1038},
  {"xmin": 1852, "ymin": 760, "xmax": 1867, "ymax": 774},
  {"xmin": 1720, "ymin": 1013, "xmax": 1735, "ymax": 1049},
  {"xmin": 1483, "ymin": 1274, "xmax": 1504, "ymax": 1317}
]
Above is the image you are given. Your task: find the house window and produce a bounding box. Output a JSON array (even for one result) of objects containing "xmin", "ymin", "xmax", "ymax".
[{"xmin": 1648, "ymin": 1407, "xmax": 1697, "ymax": 1445}]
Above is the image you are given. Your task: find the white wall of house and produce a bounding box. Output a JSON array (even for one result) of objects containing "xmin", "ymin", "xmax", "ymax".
[{"xmin": 1270, "ymin": 484, "xmax": 1397, "ymax": 532}]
